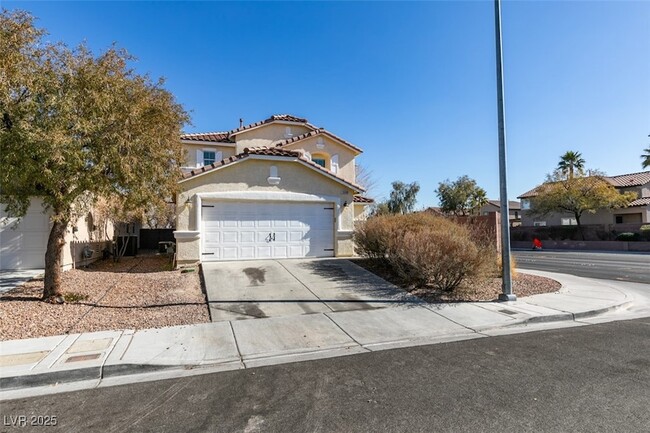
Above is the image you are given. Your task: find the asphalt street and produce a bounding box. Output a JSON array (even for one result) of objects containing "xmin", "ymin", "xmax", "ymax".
[
  {"xmin": 2, "ymin": 318, "xmax": 649, "ymax": 433},
  {"xmin": 513, "ymin": 250, "xmax": 650, "ymax": 284}
]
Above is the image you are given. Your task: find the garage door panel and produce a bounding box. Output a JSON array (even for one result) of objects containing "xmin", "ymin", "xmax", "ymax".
[
  {"xmin": 201, "ymin": 201, "xmax": 334, "ymax": 261},
  {"xmin": 240, "ymin": 231, "xmax": 255, "ymax": 243}
]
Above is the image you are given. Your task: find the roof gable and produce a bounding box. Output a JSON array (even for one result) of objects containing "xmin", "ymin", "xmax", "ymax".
[
  {"xmin": 180, "ymin": 147, "xmax": 364, "ymax": 192},
  {"xmin": 276, "ymin": 129, "xmax": 363, "ymax": 154},
  {"xmin": 228, "ymin": 114, "xmax": 318, "ymax": 137}
]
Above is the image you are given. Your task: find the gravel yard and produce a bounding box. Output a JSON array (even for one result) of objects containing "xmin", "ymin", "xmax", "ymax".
[
  {"xmin": 353, "ymin": 258, "xmax": 562, "ymax": 303},
  {"xmin": 0, "ymin": 256, "xmax": 210, "ymax": 341}
]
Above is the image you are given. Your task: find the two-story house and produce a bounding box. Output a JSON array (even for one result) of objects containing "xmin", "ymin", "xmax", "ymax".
[
  {"xmin": 173, "ymin": 114, "xmax": 372, "ymax": 265},
  {"xmin": 479, "ymin": 200, "xmax": 522, "ymax": 227},
  {"xmin": 517, "ymin": 171, "xmax": 650, "ymax": 227}
]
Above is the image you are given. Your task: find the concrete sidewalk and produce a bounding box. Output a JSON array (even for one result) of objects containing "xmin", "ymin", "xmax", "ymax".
[{"xmin": 0, "ymin": 269, "xmax": 644, "ymax": 400}]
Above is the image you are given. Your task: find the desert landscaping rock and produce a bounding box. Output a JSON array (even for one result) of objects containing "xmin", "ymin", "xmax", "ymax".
[{"xmin": 0, "ymin": 256, "xmax": 210, "ymax": 341}]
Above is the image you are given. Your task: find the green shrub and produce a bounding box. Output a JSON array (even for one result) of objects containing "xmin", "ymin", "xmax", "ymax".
[
  {"xmin": 640, "ymin": 225, "xmax": 650, "ymax": 241},
  {"xmin": 616, "ymin": 232, "xmax": 641, "ymax": 242},
  {"xmin": 355, "ymin": 213, "xmax": 496, "ymax": 292}
]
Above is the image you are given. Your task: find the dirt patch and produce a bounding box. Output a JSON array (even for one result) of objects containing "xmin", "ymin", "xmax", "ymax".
[
  {"xmin": 352, "ymin": 258, "xmax": 561, "ymax": 303},
  {"xmin": 0, "ymin": 256, "xmax": 210, "ymax": 341}
]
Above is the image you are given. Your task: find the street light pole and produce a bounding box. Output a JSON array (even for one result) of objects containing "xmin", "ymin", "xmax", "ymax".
[{"xmin": 494, "ymin": 0, "xmax": 515, "ymax": 301}]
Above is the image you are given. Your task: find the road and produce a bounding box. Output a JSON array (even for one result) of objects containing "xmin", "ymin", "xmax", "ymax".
[
  {"xmin": 513, "ymin": 250, "xmax": 650, "ymax": 284},
  {"xmin": 2, "ymin": 318, "xmax": 649, "ymax": 433}
]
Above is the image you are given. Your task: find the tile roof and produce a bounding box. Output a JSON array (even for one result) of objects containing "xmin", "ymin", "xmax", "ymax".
[
  {"xmin": 518, "ymin": 171, "xmax": 650, "ymax": 199},
  {"xmin": 229, "ymin": 114, "xmax": 317, "ymax": 135},
  {"xmin": 275, "ymin": 129, "xmax": 363, "ymax": 153},
  {"xmin": 353, "ymin": 195, "xmax": 374, "ymax": 204},
  {"xmin": 181, "ymin": 146, "xmax": 364, "ymax": 192},
  {"xmin": 180, "ymin": 132, "xmax": 234, "ymax": 143},
  {"xmin": 605, "ymin": 171, "xmax": 650, "ymax": 187},
  {"xmin": 487, "ymin": 200, "xmax": 521, "ymax": 210},
  {"xmin": 628, "ymin": 197, "xmax": 650, "ymax": 207}
]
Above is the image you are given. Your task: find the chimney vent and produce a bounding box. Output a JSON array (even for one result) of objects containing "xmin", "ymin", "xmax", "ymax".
[{"xmin": 239, "ymin": 118, "xmax": 244, "ymax": 128}]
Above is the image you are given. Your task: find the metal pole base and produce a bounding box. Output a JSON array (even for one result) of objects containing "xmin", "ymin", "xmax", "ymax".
[{"xmin": 498, "ymin": 293, "xmax": 517, "ymax": 302}]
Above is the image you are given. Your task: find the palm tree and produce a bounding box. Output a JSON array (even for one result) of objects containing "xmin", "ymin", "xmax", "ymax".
[
  {"xmin": 557, "ymin": 151, "xmax": 585, "ymax": 179},
  {"xmin": 642, "ymin": 147, "xmax": 650, "ymax": 169}
]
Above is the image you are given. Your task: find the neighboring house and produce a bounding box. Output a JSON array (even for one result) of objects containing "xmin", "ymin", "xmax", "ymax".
[
  {"xmin": 174, "ymin": 114, "xmax": 373, "ymax": 264},
  {"xmin": 0, "ymin": 198, "xmax": 113, "ymax": 270},
  {"xmin": 479, "ymin": 200, "xmax": 521, "ymax": 227},
  {"xmin": 517, "ymin": 171, "xmax": 650, "ymax": 227}
]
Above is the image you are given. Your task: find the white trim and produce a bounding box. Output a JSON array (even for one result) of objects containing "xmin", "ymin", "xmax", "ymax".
[{"xmin": 174, "ymin": 230, "xmax": 200, "ymax": 240}]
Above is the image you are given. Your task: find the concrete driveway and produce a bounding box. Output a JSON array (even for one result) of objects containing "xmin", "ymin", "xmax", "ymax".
[
  {"xmin": 202, "ymin": 259, "xmax": 421, "ymax": 322},
  {"xmin": 0, "ymin": 270, "xmax": 44, "ymax": 293}
]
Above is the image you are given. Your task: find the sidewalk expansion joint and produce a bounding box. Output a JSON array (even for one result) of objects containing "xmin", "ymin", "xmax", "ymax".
[
  {"xmin": 228, "ymin": 321, "xmax": 246, "ymax": 369},
  {"xmin": 322, "ymin": 313, "xmax": 368, "ymax": 350}
]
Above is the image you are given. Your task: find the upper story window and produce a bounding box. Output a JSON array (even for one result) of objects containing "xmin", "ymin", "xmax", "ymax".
[
  {"xmin": 521, "ymin": 199, "xmax": 531, "ymax": 210},
  {"xmin": 311, "ymin": 152, "xmax": 329, "ymax": 169},
  {"xmin": 196, "ymin": 149, "xmax": 222, "ymax": 167},
  {"xmin": 284, "ymin": 127, "xmax": 293, "ymax": 138},
  {"xmin": 203, "ymin": 151, "xmax": 217, "ymax": 165}
]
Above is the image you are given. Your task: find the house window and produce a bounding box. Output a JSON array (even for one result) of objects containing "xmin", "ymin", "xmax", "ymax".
[
  {"xmin": 615, "ymin": 216, "xmax": 623, "ymax": 224},
  {"xmin": 521, "ymin": 199, "xmax": 531, "ymax": 210},
  {"xmin": 284, "ymin": 127, "xmax": 293, "ymax": 138},
  {"xmin": 203, "ymin": 151, "xmax": 216, "ymax": 165},
  {"xmin": 311, "ymin": 152, "xmax": 329, "ymax": 169},
  {"xmin": 561, "ymin": 218, "xmax": 577, "ymax": 226},
  {"xmin": 533, "ymin": 221, "xmax": 547, "ymax": 227},
  {"xmin": 514, "ymin": 211, "xmax": 519, "ymax": 219}
]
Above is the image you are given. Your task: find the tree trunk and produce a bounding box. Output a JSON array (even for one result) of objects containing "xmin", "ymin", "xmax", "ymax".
[
  {"xmin": 575, "ymin": 213, "xmax": 585, "ymax": 241},
  {"xmin": 43, "ymin": 218, "xmax": 69, "ymax": 301}
]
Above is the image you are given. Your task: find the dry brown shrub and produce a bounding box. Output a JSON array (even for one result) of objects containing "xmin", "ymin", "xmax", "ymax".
[{"xmin": 355, "ymin": 213, "xmax": 496, "ymax": 292}]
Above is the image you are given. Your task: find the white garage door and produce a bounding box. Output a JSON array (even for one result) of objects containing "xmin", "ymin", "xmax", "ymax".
[
  {"xmin": 201, "ymin": 202, "xmax": 335, "ymax": 261},
  {"xmin": 1, "ymin": 202, "xmax": 50, "ymax": 270}
]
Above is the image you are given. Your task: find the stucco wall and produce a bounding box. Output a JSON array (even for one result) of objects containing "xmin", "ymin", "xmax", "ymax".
[
  {"xmin": 234, "ymin": 124, "xmax": 313, "ymax": 153},
  {"xmin": 521, "ymin": 205, "xmax": 649, "ymax": 226},
  {"xmin": 175, "ymin": 158, "xmax": 357, "ymax": 263},
  {"xmin": 281, "ymin": 135, "xmax": 357, "ymax": 184},
  {"xmin": 182, "ymin": 143, "xmax": 236, "ymax": 168}
]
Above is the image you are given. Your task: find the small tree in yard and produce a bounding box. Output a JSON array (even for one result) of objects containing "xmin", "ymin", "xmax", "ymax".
[
  {"xmin": 436, "ymin": 175, "xmax": 488, "ymax": 216},
  {"xmin": 0, "ymin": 10, "xmax": 189, "ymax": 301},
  {"xmin": 386, "ymin": 181, "xmax": 420, "ymax": 214},
  {"xmin": 530, "ymin": 171, "xmax": 636, "ymax": 240}
]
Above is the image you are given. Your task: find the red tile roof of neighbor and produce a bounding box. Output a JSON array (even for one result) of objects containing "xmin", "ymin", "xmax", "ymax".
[
  {"xmin": 275, "ymin": 129, "xmax": 363, "ymax": 153},
  {"xmin": 628, "ymin": 197, "xmax": 650, "ymax": 207},
  {"xmin": 487, "ymin": 200, "xmax": 521, "ymax": 210},
  {"xmin": 605, "ymin": 171, "xmax": 650, "ymax": 187},
  {"xmin": 181, "ymin": 146, "xmax": 365, "ymax": 192},
  {"xmin": 518, "ymin": 171, "xmax": 650, "ymax": 199},
  {"xmin": 353, "ymin": 195, "xmax": 374, "ymax": 203}
]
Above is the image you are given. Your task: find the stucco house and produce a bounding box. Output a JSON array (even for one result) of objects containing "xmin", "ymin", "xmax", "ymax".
[
  {"xmin": 0, "ymin": 199, "xmax": 113, "ymax": 270},
  {"xmin": 174, "ymin": 114, "xmax": 373, "ymax": 265},
  {"xmin": 517, "ymin": 171, "xmax": 650, "ymax": 227},
  {"xmin": 479, "ymin": 200, "xmax": 521, "ymax": 227}
]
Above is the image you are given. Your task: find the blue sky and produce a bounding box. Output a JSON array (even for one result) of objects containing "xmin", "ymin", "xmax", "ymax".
[{"xmin": 6, "ymin": 1, "xmax": 650, "ymax": 208}]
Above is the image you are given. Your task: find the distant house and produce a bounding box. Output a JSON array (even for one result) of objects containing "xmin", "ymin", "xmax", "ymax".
[
  {"xmin": 517, "ymin": 171, "xmax": 650, "ymax": 227},
  {"xmin": 479, "ymin": 200, "xmax": 521, "ymax": 227}
]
